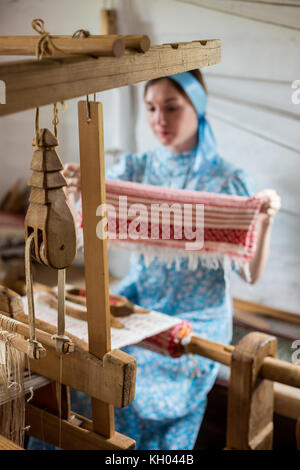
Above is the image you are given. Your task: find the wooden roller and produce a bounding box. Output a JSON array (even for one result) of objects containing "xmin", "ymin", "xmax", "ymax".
[
  {"xmin": 186, "ymin": 335, "xmax": 300, "ymax": 389},
  {"xmin": 0, "ymin": 34, "xmax": 151, "ymax": 57},
  {"xmin": 0, "ymin": 35, "xmax": 125, "ymax": 58},
  {"xmin": 25, "ymin": 129, "xmax": 77, "ymax": 270}
]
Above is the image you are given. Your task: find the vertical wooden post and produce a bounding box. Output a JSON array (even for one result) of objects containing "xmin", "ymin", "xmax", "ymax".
[
  {"xmin": 78, "ymin": 100, "xmax": 114, "ymax": 438},
  {"xmin": 101, "ymin": 9, "xmax": 117, "ymax": 35},
  {"xmin": 226, "ymin": 332, "xmax": 277, "ymax": 450}
]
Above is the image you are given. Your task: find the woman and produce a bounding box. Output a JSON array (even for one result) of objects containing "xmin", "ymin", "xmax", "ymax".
[{"xmin": 64, "ymin": 70, "xmax": 281, "ymax": 450}]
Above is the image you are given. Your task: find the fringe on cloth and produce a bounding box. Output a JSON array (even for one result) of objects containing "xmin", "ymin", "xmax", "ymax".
[
  {"xmin": 76, "ymin": 231, "xmax": 252, "ymax": 283},
  {"xmin": 0, "ymin": 320, "xmax": 26, "ymax": 447}
]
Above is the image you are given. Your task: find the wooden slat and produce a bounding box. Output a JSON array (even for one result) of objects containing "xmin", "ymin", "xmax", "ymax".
[
  {"xmin": 25, "ymin": 404, "xmax": 135, "ymax": 450},
  {"xmin": 233, "ymin": 298, "xmax": 300, "ymax": 326},
  {"xmin": 0, "ymin": 40, "xmax": 221, "ymax": 116},
  {"xmin": 78, "ymin": 100, "xmax": 114, "ymax": 438}
]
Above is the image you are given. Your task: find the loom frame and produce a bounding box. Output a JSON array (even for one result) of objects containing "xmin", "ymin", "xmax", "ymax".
[{"xmin": 0, "ymin": 37, "xmax": 299, "ymax": 450}]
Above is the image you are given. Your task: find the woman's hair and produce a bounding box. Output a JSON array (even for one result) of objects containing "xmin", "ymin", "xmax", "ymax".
[{"xmin": 144, "ymin": 69, "xmax": 207, "ymax": 105}]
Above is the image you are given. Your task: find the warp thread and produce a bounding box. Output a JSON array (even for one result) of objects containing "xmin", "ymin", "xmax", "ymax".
[{"xmin": 0, "ymin": 317, "xmax": 26, "ymax": 447}]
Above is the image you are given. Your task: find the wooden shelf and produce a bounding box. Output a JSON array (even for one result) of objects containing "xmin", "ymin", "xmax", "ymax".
[{"xmin": 0, "ymin": 39, "xmax": 221, "ymax": 116}]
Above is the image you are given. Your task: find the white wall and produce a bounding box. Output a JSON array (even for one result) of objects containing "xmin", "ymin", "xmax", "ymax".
[{"xmin": 0, "ymin": 0, "xmax": 299, "ymax": 313}]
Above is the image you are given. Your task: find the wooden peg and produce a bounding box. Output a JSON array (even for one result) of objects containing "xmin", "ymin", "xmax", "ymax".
[
  {"xmin": 226, "ymin": 332, "xmax": 277, "ymax": 450},
  {"xmin": 100, "ymin": 9, "xmax": 117, "ymax": 35}
]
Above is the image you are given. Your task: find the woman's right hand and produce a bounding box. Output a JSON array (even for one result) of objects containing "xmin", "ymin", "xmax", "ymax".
[{"xmin": 62, "ymin": 163, "xmax": 81, "ymax": 194}]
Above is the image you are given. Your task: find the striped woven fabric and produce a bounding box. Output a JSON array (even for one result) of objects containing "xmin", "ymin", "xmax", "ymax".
[
  {"xmin": 78, "ymin": 179, "xmax": 263, "ymax": 269},
  {"xmin": 139, "ymin": 321, "xmax": 193, "ymax": 358}
]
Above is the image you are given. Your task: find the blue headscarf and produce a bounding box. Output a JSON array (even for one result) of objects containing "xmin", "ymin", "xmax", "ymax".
[{"xmin": 168, "ymin": 71, "xmax": 218, "ymax": 173}]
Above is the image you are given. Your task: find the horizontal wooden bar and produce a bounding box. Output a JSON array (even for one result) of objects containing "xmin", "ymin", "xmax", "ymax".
[
  {"xmin": 262, "ymin": 357, "xmax": 300, "ymax": 389},
  {"xmin": 186, "ymin": 335, "xmax": 300, "ymax": 389},
  {"xmin": 0, "ymin": 36, "xmax": 125, "ymax": 58},
  {"xmin": 0, "ymin": 39, "xmax": 221, "ymax": 116},
  {"xmin": 233, "ymin": 297, "xmax": 300, "ymax": 326},
  {"xmin": 26, "ymin": 404, "xmax": 135, "ymax": 450},
  {"xmin": 0, "ymin": 310, "xmax": 136, "ymax": 407},
  {"xmin": 28, "ymin": 345, "xmax": 136, "ymax": 408},
  {"xmin": 274, "ymin": 383, "xmax": 300, "ymax": 421},
  {"xmin": 0, "ymin": 312, "xmax": 75, "ymax": 353},
  {"xmin": 0, "ymin": 328, "xmax": 46, "ymax": 359}
]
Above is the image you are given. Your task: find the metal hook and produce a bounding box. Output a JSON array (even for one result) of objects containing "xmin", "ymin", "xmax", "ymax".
[{"xmin": 86, "ymin": 95, "xmax": 92, "ymax": 122}]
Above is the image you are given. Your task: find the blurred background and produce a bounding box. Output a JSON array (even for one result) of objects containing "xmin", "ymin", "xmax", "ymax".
[{"xmin": 0, "ymin": 0, "xmax": 300, "ymax": 314}]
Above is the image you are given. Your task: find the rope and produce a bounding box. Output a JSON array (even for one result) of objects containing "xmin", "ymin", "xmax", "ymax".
[
  {"xmin": 31, "ymin": 18, "xmax": 65, "ymax": 60},
  {"xmin": 53, "ymin": 103, "xmax": 59, "ymax": 138},
  {"xmin": 72, "ymin": 29, "xmax": 90, "ymax": 38},
  {"xmin": 51, "ymin": 269, "xmax": 73, "ymax": 354},
  {"xmin": 25, "ymin": 233, "xmax": 44, "ymax": 360}
]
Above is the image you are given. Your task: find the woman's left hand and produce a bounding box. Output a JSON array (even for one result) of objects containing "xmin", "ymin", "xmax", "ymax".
[{"xmin": 254, "ymin": 189, "xmax": 281, "ymax": 222}]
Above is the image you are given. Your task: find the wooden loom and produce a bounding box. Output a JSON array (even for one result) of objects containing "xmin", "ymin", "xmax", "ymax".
[{"xmin": 0, "ymin": 32, "xmax": 299, "ymax": 450}]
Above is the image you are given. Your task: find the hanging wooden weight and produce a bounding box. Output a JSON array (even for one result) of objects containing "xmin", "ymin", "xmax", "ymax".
[{"xmin": 25, "ymin": 128, "xmax": 77, "ymax": 269}]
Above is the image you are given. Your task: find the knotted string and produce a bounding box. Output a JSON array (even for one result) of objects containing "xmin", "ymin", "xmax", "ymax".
[
  {"xmin": 34, "ymin": 101, "xmax": 67, "ymax": 147},
  {"xmin": 31, "ymin": 18, "xmax": 65, "ymax": 60},
  {"xmin": 72, "ymin": 29, "xmax": 90, "ymax": 39}
]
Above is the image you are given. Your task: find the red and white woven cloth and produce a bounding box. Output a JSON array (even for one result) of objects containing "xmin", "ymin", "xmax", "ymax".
[{"xmin": 78, "ymin": 179, "xmax": 263, "ymax": 272}]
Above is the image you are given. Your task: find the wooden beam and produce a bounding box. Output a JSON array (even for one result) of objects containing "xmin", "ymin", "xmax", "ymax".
[
  {"xmin": 28, "ymin": 345, "xmax": 136, "ymax": 408},
  {"xmin": 0, "ymin": 328, "xmax": 46, "ymax": 359},
  {"xmin": 0, "ymin": 40, "xmax": 221, "ymax": 116},
  {"xmin": 233, "ymin": 297, "xmax": 300, "ymax": 326},
  {"xmin": 26, "ymin": 404, "xmax": 135, "ymax": 450}
]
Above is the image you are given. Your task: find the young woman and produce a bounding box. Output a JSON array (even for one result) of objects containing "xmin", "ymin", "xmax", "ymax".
[{"xmin": 63, "ymin": 70, "xmax": 281, "ymax": 450}]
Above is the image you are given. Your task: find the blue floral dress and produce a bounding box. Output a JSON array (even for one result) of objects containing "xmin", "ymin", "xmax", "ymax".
[{"xmin": 106, "ymin": 145, "xmax": 256, "ymax": 450}]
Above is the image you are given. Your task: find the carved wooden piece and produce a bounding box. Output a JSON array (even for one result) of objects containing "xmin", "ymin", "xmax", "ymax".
[
  {"xmin": 226, "ymin": 332, "xmax": 277, "ymax": 450},
  {"xmin": 0, "ymin": 329, "xmax": 46, "ymax": 359},
  {"xmin": 25, "ymin": 129, "xmax": 77, "ymax": 269}
]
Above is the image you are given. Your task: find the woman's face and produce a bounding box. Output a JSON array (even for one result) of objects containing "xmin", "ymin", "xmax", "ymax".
[{"xmin": 144, "ymin": 78, "xmax": 198, "ymax": 153}]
